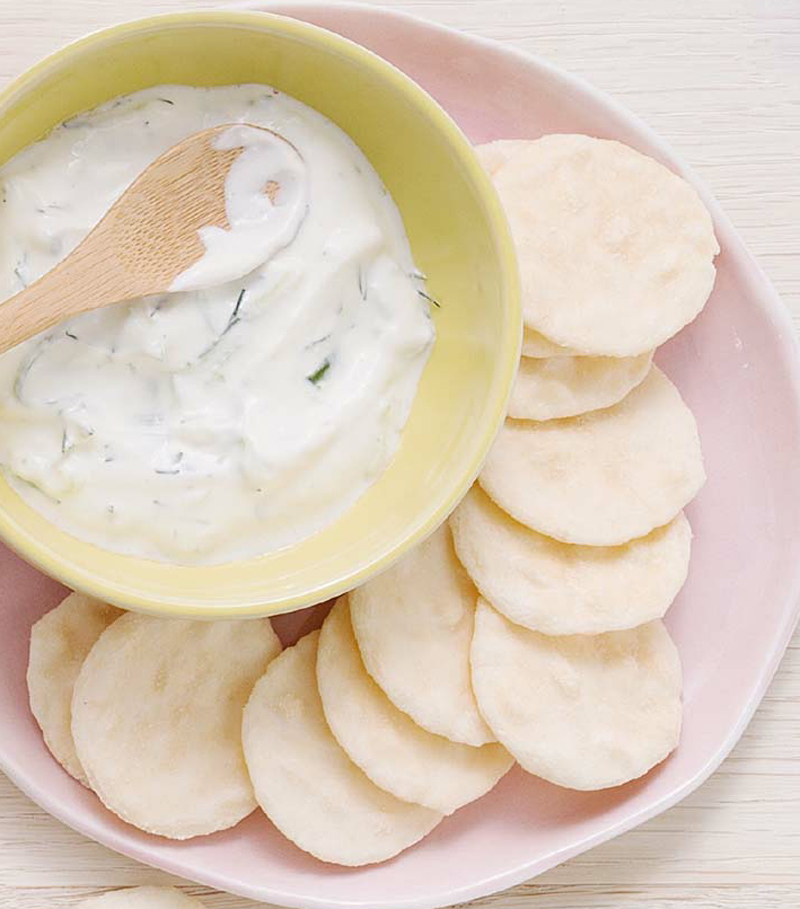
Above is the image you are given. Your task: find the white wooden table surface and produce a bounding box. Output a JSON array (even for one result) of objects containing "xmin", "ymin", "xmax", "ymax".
[{"xmin": 0, "ymin": 1, "xmax": 798, "ymax": 907}]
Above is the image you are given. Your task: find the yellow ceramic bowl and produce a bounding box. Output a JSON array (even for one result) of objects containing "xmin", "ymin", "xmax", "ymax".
[{"xmin": 0, "ymin": 10, "xmax": 520, "ymax": 617}]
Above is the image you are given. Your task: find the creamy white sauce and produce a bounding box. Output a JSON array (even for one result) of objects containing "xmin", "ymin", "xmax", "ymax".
[
  {"xmin": 0, "ymin": 85, "xmax": 434, "ymax": 564},
  {"xmin": 170, "ymin": 125, "xmax": 309, "ymax": 293}
]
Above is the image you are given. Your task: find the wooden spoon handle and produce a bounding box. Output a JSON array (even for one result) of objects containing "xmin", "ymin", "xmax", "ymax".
[
  {"xmin": 0, "ymin": 221, "xmax": 145, "ymax": 356},
  {"xmin": 0, "ymin": 127, "xmax": 243, "ymax": 356}
]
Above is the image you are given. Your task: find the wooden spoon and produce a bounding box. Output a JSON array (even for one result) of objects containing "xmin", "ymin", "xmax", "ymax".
[{"xmin": 0, "ymin": 123, "xmax": 294, "ymax": 356}]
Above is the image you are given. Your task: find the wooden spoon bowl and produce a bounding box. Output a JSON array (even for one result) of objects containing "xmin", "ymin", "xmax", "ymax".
[{"xmin": 0, "ymin": 123, "xmax": 296, "ymax": 355}]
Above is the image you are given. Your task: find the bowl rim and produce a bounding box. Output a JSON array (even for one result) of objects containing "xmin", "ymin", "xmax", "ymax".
[{"xmin": 0, "ymin": 6, "xmax": 522, "ymax": 618}]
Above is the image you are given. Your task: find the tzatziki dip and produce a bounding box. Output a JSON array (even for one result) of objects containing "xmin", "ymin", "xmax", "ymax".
[{"xmin": 0, "ymin": 85, "xmax": 435, "ymax": 564}]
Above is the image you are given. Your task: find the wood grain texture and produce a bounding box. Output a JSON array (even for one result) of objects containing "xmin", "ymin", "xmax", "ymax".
[
  {"xmin": 0, "ymin": 127, "xmax": 239, "ymax": 354},
  {"xmin": 0, "ymin": 1, "xmax": 798, "ymax": 907}
]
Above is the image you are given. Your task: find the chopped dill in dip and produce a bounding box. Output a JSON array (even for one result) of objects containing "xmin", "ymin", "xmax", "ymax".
[{"xmin": 0, "ymin": 85, "xmax": 435, "ymax": 564}]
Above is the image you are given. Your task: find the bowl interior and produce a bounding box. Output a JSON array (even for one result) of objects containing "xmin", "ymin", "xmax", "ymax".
[{"xmin": 0, "ymin": 11, "xmax": 519, "ymax": 617}]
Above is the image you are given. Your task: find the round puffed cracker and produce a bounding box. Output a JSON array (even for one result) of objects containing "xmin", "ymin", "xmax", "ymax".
[
  {"xmin": 317, "ymin": 598, "xmax": 513, "ymax": 815},
  {"xmin": 27, "ymin": 591, "xmax": 122, "ymax": 785},
  {"xmin": 521, "ymin": 328, "xmax": 577, "ymax": 358},
  {"xmin": 474, "ymin": 139, "xmax": 532, "ymax": 176},
  {"xmin": 471, "ymin": 600, "xmax": 683, "ymax": 790},
  {"xmin": 451, "ymin": 485, "xmax": 692, "ymax": 635},
  {"xmin": 349, "ymin": 523, "xmax": 494, "ymax": 746},
  {"xmin": 78, "ymin": 888, "xmax": 207, "ymax": 909},
  {"xmin": 480, "ymin": 366, "xmax": 705, "ymax": 545},
  {"xmin": 243, "ymin": 631, "xmax": 441, "ymax": 866},
  {"xmin": 509, "ymin": 350, "xmax": 652, "ymax": 421},
  {"xmin": 493, "ymin": 134, "xmax": 719, "ymax": 355},
  {"xmin": 71, "ymin": 613, "xmax": 280, "ymax": 839}
]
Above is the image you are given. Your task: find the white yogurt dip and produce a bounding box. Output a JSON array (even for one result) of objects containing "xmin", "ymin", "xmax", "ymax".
[
  {"xmin": 170, "ymin": 124, "xmax": 309, "ymax": 293},
  {"xmin": 0, "ymin": 85, "xmax": 435, "ymax": 564}
]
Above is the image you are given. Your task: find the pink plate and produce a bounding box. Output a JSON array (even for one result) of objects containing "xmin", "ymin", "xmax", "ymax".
[{"xmin": 2, "ymin": 3, "xmax": 800, "ymax": 907}]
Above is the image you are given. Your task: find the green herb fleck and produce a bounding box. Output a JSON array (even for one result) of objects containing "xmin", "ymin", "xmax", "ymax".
[
  {"xmin": 62, "ymin": 116, "xmax": 89, "ymax": 130},
  {"xmin": 418, "ymin": 290, "xmax": 441, "ymax": 309},
  {"xmin": 230, "ymin": 288, "xmax": 245, "ymax": 324},
  {"xmin": 307, "ymin": 359, "xmax": 331, "ymax": 386},
  {"xmin": 197, "ymin": 289, "xmax": 247, "ymax": 360},
  {"xmin": 308, "ymin": 332, "xmax": 331, "ymax": 349}
]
